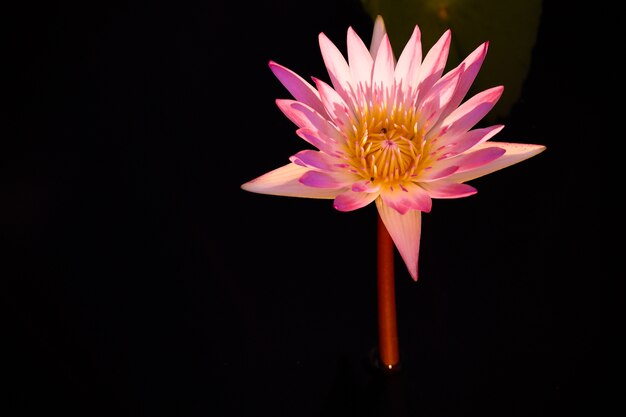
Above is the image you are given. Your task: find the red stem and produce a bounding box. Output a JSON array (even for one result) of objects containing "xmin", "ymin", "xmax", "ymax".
[{"xmin": 377, "ymin": 213, "xmax": 400, "ymax": 371}]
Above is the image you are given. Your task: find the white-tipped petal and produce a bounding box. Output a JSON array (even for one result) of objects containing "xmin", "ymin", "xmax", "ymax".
[
  {"xmin": 333, "ymin": 190, "xmax": 379, "ymax": 212},
  {"xmin": 289, "ymin": 149, "xmax": 343, "ymax": 171},
  {"xmin": 371, "ymin": 34, "xmax": 395, "ymax": 91},
  {"xmin": 420, "ymin": 181, "xmax": 477, "ymax": 199},
  {"xmin": 394, "ymin": 25, "xmax": 422, "ymax": 92},
  {"xmin": 417, "ymin": 29, "xmax": 451, "ymax": 96},
  {"xmin": 376, "ymin": 198, "xmax": 422, "ymax": 281},
  {"xmin": 319, "ymin": 32, "xmax": 355, "ymax": 107},
  {"xmin": 313, "ymin": 77, "xmax": 356, "ymax": 128},
  {"xmin": 241, "ymin": 163, "xmax": 340, "ymax": 198},
  {"xmin": 446, "ymin": 142, "xmax": 546, "ymax": 183},
  {"xmin": 347, "ymin": 27, "xmax": 374, "ymax": 91}
]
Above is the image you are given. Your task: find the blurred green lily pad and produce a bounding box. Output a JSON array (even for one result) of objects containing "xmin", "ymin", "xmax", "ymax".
[{"xmin": 360, "ymin": 0, "xmax": 542, "ymax": 121}]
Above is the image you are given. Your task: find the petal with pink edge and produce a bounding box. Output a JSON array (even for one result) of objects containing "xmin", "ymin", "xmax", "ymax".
[
  {"xmin": 380, "ymin": 183, "xmax": 432, "ymax": 214},
  {"xmin": 420, "ymin": 181, "xmax": 477, "ymax": 199},
  {"xmin": 417, "ymin": 64, "xmax": 464, "ymax": 131},
  {"xmin": 300, "ymin": 171, "xmax": 346, "ymax": 189},
  {"xmin": 419, "ymin": 165, "xmax": 459, "ymax": 182},
  {"xmin": 442, "ymin": 86, "xmax": 504, "ymax": 135},
  {"xmin": 269, "ymin": 61, "xmax": 325, "ymax": 116},
  {"xmin": 404, "ymin": 183, "xmax": 433, "ymax": 212},
  {"xmin": 376, "ymin": 198, "xmax": 422, "ymax": 281},
  {"xmin": 352, "ymin": 179, "xmax": 381, "ymax": 193},
  {"xmin": 394, "ymin": 26, "xmax": 422, "ymax": 93},
  {"xmin": 241, "ymin": 163, "xmax": 339, "ymax": 199},
  {"xmin": 441, "ymin": 42, "xmax": 489, "ymax": 120},
  {"xmin": 319, "ymin": 32, "xmax": 355, "ymax": 107},
  {"xmin": 380, "ymin": 187, "xmax": 411, "ymax": 215},
  {"xmin": 300, "ymin": 169, "xmax": 359, "ymax": 189},
  {"xmin": 333, "ymin": 190, "xmax": 379, "ymax": 212},
  {"xmin": 446, "ymin": 142, "xmax": 546, "ymax": 183},
  {"xmin": 428, "ymin": 146, "xmax": 504, "ymax": 175},
  {"xmin": 313, "ymin": 77, "xmax": 355, "ymax": 128},
  {"xmin": 436, "ymin": 124, "xmax": 504, "ymax": 155},
  {"xmin": 372, "ymin": 34, "xmax": 395, "ymax": 90},
  {"xmin": 276, "ymin": 100, "xmax": 345, "ymax": 150},
  {"xmin": 417, "ymin": 29, "xmax": 451, "ymax": 97},
  {"xmin": 347, "ymin": 27, "xmax": 374, "ymax": 91},
  {"xmin": 454, "ymin": 147, "xmax": 506, "ymax": 172},
  {"xmin": 289, "ymin": 149, "xmax": 343, "ymax": 171},
  {"xmin": 296, "ymin": 128, "xmax": 339, "ymax": 155},
  {"xmin": 369, "ymin": 15, "xmax": 387, "ymax": 58},
  {"xmin": 276, "ymin": 100, "xmax": 335, "ymax": 134}
]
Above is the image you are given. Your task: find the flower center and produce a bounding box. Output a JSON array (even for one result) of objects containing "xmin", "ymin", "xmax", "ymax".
[{"xmin": 348, "ymin": 102, "xmax": 428, "ymax": 186}]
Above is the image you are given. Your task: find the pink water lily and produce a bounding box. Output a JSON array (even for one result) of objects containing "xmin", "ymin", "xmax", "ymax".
[{"xmin": 242, "ymin": 15, "xmax": 545, "ymax": 281}]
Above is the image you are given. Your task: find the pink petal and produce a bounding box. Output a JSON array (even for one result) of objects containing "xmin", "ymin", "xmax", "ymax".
[
  {"xmin": 441, "ymin": 124, "xmax": 504, "ymax": 155},
  {"xmin": 430, "ymin": 146, "xmax": 504, "ymax": 174},
  {"xmin": 405, "ymin": 183, "xmax": 433, "ymax": 212},
  {"xmin": 372, "ymin": 33, "xmax": 395, "ymax": 90},
  {"xmin": 289, "ymin": 149, "xmax": 342, "ymax": 171},
  {"xmin": 380, "ymin": 183, "xmax": 432, "ymax": 214},
  {"xmin": 351, "ymin": 179, "xmax": 381, "ymax": 193},
  {"xmin": 296, "ymin": 128, "xmax": 339, "ymax": 155},
  {"xmin": 380, "ymin": 189, "xmax": 410, "ymax": 214},
  {"xmin": 369, "ymin": 15, "xmax": 387, "ymax": 58},
  {"xmin": 394, "ymin": 25, "xmax": 422, "ymax": 93},
  {"xmin": 333, "ymin": 190, "xmax": 378, "ymax": 212},
  {"xmin": 319, "ymin": 32, "xmax": 355, "ymax": 107},
  {"xmin": 376, "ymin": 198, "xmax": 422, "ymax": 281},
  {"xmin": 456, "ymin": 147, "xmax": 506, "ymax": 171},
  {"xmin": 347, "ymin": 27, "xmax": 374, "ymax": 91},
  {"xmin": 276, "ymin": 99, "xmax": 331, "ymax": 132},
  {"xmin": 440, "ymin": 42, "xmax": 489, "ymax": 119},
  {"xmin": 420, "ymin": 181, "xmax": 477, "ymax": 199},
  {"xmin": 275, "ymin": 100, "xmax": 345, "ymax": 151},
  {"xmin": 446, "ymin": 142, "xmax": 546, "ymax": 183},
  {"xmin": 269, "ymin": 61, "xmax": 326, "ymax": 116},
  {"xmin": 313, "ymin": 77, "xmax": 355, "ymax": 128},
  {"xmin": 417, "ymin": 63, "xmax": 464, "ymax": 131},
  {"xmin": 442, "ymin": 86, "xmax": 504, "ymax": 135},
  {"xmin": 417, "ymin": 29, "xmax": 451, "ymax": 98},
  {"xmin": 419, "ymin": 165, "xmax": 459, "ymax": 182},
  {"xmin": 299, "ymin": 170, "xmax": 358, "ymax": 189},
  {"xmin": 241, "ymin": 163, "xmax": 339, "ymax": 198}
]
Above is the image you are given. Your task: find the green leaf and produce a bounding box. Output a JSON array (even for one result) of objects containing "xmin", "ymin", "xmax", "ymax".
[{"xmin": 360, "ymin": 0, "xmax": 542, "ymax": 121}]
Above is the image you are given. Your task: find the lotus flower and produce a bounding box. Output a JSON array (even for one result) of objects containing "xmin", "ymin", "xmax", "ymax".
[{"xmin": 242, "ymin": 15, "xmax": 545, "ymax": 281}]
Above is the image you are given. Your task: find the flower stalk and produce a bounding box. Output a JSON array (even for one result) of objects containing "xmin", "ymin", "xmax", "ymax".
[{"xmin": 377, "ymin": 213, "xmax": 400, "ymax": 371}]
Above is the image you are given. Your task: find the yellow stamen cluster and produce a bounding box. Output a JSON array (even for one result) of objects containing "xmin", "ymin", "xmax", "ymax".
[{"xmin": 346, "ymin": 97, "xmax": 430, "ymax": 187}]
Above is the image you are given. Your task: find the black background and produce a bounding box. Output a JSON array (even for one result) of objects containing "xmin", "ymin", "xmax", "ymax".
[{"xmin": 2, "ymin": 1, "xmax": 615, "ymax": 416}]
